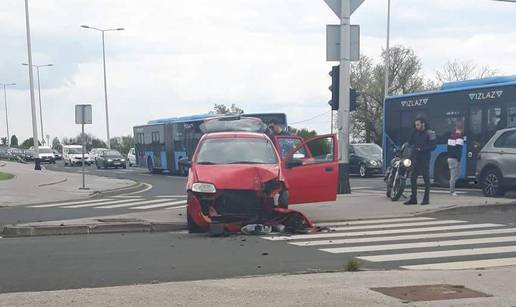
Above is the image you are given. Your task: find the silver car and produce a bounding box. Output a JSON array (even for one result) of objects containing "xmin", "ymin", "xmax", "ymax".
[{"xmin": 476, "ymin": 127, "xmax": 516, "ymax": 197}]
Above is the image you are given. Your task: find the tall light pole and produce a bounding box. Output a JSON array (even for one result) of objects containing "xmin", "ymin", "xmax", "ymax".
[
  {"xmin": 24, "ymin": 0, "xmax": 41, "ymax": 170},
  {"xmin": 0, "ymin": 83, "xmax": 16, "ymax": 146},
  {"xmin": 383, "ymin": 0, "xmax": 391, "ymax": 100},
  {"xmin": 81, "ymin": 25, "xmax": 124, "ymax": 149},
  {"xmin": 22, "ymin": 63, "xmax": 53, "ymax": 145}
]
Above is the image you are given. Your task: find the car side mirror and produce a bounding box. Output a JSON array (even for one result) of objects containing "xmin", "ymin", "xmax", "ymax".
[
  {"xmin": 293, "ymin": 153, "xmax": 305, "ymax": 159},
  {"xmin": 179, "ymin": 158, "xmax": 192, "ymax": 168},
  {"xmin": 286, "ymin": 158, "xmax": 303, "ymax": 168}
]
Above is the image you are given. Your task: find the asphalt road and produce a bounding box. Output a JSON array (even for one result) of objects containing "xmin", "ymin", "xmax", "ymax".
[{"xmin": 2, "ymin": 205, "xmax": 516, "ymax": 294}]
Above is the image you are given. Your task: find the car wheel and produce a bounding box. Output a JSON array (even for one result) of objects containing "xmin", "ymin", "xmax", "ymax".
[
  {"xmin": 434, "ymin": 155, "xmax": 450, "ymax": 187},
  {"xmin": 187, "ymin": 213, "xmax": 203, "ymax": 233},
  {"xmin": 481, "ymin": 168, "xmax": 505, "ymax": 197},
  {"xmin": 123, "ymin": 164, "xmax": 126, "ymax": 169},
  {"xmin": 359, "ymin": 164, "xmax": 368, "ymax": 178}
]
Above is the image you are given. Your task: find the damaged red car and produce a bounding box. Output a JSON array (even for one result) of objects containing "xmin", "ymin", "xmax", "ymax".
[{"xmin": 186, "ymin": 117, "xmax": 339, "ymax": 233}]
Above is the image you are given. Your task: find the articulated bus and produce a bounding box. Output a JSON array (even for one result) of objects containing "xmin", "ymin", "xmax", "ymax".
[
  {"xmin": 133, "ymin": 113, "xmax": 287, "ymax": 174},
  {"xmin": 384, "ymin": 76, "xmax": 516, "ymax": 186}
]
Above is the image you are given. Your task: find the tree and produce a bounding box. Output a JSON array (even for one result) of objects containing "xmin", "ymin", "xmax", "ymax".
[
  {"xmin": 20, "ymin": 137, "xmax": 41, "ymax": 149},
  {"xmin": 109, "ymin": 135, "xmax": 134, "ymax": 155},
  {"xmin": 213, "ymin": 104, "xmax": 244, "ymax": 115},
  {"xmin": 435, "ymin": 59, "xmax": 497, "ymax": 83},
  {"xmin": 10, "ymin": 135, "xmax": 18, "ymax": 147},
  {"xmin": 63, "ymin": 134, "xmax": 107, "ymax": 152},
  {"xmin": 350, "ymin": 46, "xmax": 427, "ymax": 145},
  {"xmin": 51, "ymin": 137, "xmax": 62, "ymax": 152},
  {"xmin": 1, "ymin": 137, "xmax": 7, "ymax": 145}
]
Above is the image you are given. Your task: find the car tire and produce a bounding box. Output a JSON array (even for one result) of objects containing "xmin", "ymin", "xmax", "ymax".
[
  {"xmin": 359, "ymin": 164, "xmax": 368, "ymax": 178},
  {"xmin": 187, "ymin": 213, "xmax": 203, "ymax": 233},
  {"xmin": 123, "ymin": 164, "xmax": 126, "ymax": 169},
  {"xmin": 434, "ymin": 155, "xmax": 450, "ymax": 187},
  {"xmin": 481, "ymin": 168, "xmax": 505, "ymax": 197}
]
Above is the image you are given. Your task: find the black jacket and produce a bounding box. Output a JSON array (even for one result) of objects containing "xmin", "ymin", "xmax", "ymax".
[
  {"xmin": 408, "ymin": 129, "xmax": 436, "ymax": 161},
  {"xmin": 447, "ymin": 130, "xmax": 464, "ymax": 161}
]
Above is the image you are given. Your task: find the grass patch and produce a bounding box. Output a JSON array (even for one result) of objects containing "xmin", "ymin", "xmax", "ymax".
[
  {"xmin": 344, "ymin": 259, "xmax": 361, "ymax": 272},
  {"xmin": 0, "ymin": 172, "xmax": 14, "ymax": 181}
]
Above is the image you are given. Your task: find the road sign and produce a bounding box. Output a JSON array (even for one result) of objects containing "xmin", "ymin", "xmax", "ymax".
[
  {"xmin": 324, "ymin": 0, "xmax": 365, "ymax": 18},
  {"xmin": 326, "ymin": 24, "xmax": 360, "ymax": 62},
  {"xmin": 75, "ymin": 104, "xmax": 92, "ymax": 125}
]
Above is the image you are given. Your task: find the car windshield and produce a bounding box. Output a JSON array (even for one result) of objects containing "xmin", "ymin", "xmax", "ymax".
[
  {"xmin": 104, "ymin": 150, "xmax": 122, "ymax": 157},
  {"xmin": 68, "ymin": 148, "xmax": 83, "ymax": 154},
  {"xmin": 353, "ymin": 144, "xmax": 382, "ymax": 158},
  {"xmin": 39, "ymin": 148, "xmax": 53, "ymax": 153},
  {"xmin": 196, "ymin": 138, "xmax": 278, "ymax": 165}
]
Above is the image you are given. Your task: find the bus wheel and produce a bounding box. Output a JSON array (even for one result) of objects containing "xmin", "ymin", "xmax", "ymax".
[{"xmin": 434, "ymin": 156, "xmax": 450, "ymax": 188}]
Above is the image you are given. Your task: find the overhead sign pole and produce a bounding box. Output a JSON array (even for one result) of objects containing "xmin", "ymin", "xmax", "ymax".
[
  {"xmin": 324, "ymin": 0, "xmax": 364, "ymax": 194},
  {"xmin": 75, "ymin": 104, "xmax": 92, "ymax": 190}
]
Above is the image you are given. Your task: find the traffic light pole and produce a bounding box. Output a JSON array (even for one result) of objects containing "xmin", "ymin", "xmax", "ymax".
[{"xmin": 337, "ymin": 1, "xmax": 352, "ymax": 194}]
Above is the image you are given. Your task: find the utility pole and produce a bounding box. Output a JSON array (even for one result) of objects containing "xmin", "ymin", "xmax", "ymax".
[
  {"xmin": 24, "ymin": 0, "xmax": 41, "ymax": 170},
  {"xmin": 324, "ymin": 0, "xmax": 364, "ymax": 194},
  {"xmin": 383, "ymin": 0, "xmax": 391, "ymax": 100},
  {"xmin": 1, "ymin": 83, "xmax": 15, "ymax": 146}
]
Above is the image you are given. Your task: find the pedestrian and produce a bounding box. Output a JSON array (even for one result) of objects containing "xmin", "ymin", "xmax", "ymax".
[
  {"xmin": 447, "ymin": 120, "xmax": 464, "ymax": 196},
  {"xmin": 265, "ymin": 119, "xmax": 287, "ymax": 138},
  {"xmin": 404, "ymin": 117, "xmax": 436, "ymax": 205}
]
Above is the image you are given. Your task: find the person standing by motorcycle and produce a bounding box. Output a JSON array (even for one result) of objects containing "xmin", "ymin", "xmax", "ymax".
[
  {"xmin": 404, "ymin": 117, "xmax": 436, "ymax": 205},
  {"xmin": 447, "ymin": 120, "xmax": 464, "ymax": 196}
]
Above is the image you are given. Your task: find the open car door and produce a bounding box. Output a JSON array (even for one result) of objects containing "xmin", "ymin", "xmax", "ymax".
[
  {"xmin": 273, "ymin": 135, "xmax": 310, "ymax": 161},
  {"xmin": 281, "ymin": 134, "xmax": 338, "ymax": 205}
]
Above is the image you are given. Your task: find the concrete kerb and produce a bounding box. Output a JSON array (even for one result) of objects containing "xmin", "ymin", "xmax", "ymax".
[
  {"xmin": 38, "ymin": 178, "xmax": 67, "ymax": 187},
  {"xmin": 89, "ymin": 180, "xmax": 145, "ymax": 198},
  {"xmin": 1, "ymin": 222, "xmax": 186, "ymax": 238}
]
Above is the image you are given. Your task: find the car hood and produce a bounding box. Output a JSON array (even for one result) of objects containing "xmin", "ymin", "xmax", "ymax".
[{"xmin": 193, "ymin": 164, "xmax": 280, "ymax": 190}]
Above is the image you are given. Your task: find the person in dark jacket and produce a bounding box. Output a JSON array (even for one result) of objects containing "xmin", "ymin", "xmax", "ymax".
[
  {"xmin": 447, "ymin": 120, "xmax": 464, "ymax": 196},
  {"xmin": 404, "ymin": 117, "xmax": 436, "ymax": 205}
]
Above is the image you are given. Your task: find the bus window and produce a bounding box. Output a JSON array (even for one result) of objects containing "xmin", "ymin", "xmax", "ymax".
[
  {"xmin": 508, "ymin": 107, "xmax": 516, "ymax": 128},
  {"xmin": 469, "ymin": 107, "xmax": 482, "ymax": 136},
  {"xmin": 487, "ymin": 107, "xmax": 502, "ymax": 133}
]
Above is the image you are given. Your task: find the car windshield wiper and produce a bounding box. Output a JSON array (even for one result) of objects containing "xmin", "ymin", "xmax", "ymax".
[
  {"xmin": 197, "ymin": 161, "xmax": 217, "ymax": 165},
  {"xmin": 227, "ymin": 161, "xmax": 263, "ymax": 164}
]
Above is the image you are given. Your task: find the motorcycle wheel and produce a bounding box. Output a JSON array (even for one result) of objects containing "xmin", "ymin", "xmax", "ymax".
[
  {"xmin": 390, "ymin": 177, "xmax": 406, "ymax": 201},
  {"xmin": 385, "ymin": 172, "xmax": 393, "ymax": 198}
]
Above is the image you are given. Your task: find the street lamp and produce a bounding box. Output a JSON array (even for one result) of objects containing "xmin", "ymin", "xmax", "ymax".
[
  {"xmin": 383, "ymin": 0, "xmax": 391, "ymax": 100},
  {"xmin": 81, "ymin": 25, "xmax": 124, "ymax": 149},
  {"xmin": 0, "ymin": 83, "xmax": 16, "ymax": 146},
  {"xmin": 23, "ymin": 0, "xmax": 41, "ymax": 170},
  {"xmin": 22, "ymin": 63, "xmax": 53, "ymax": 145}
]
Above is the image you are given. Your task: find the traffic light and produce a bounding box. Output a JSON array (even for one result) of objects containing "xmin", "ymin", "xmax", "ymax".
[
  {"xmin": 328, "ymin": 65, "xmax": 340, "ymax": 111},
  {"xmin": 328, "ymin": 65, "xmax": 360, "ymax": 111}
]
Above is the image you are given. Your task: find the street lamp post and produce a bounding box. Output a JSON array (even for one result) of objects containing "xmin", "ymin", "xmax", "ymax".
[
  {"xmin": 81, "ymin": 25, "xmax": 124, "ymax": 149},
  {"xmin": 23, "ymin": 0, "xmax": 41, "ymax": 170},
  {"xmin": 0, "ymin": 83, "xmax": 16, "ymax": 146},
  {"xmin": 383, "ymin": 0, "xmax": 391, "ymax": 100},
  {"xmin": 23, "ymin": 63, "xmax": 53, "ymax": 145}
]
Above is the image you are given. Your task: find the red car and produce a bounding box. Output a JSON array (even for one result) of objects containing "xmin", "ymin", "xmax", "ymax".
[{"xmin": 186, "ymin": 118, "xmax": 339, "ymax": 233}]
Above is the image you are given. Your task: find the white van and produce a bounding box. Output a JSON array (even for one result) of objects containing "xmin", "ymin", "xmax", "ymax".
[{"xmin": 63, "ymin": 145, "xmax": 90, "ymax": 166}]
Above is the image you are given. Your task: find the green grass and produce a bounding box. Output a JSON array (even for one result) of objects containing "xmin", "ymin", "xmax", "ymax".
[
  {"xmin": 0, "ymin": 172, "xmax": 14, "ymax": 181},
  {"xmin": 344, "ymin": 259, "xmax": 361, "ymax": 272}
]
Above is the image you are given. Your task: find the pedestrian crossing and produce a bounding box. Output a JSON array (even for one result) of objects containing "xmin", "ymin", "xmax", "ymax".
[
  {"xmin": 262, "ymin": 216, "xmax": 516, "ymax": 270},
  {"xmin": 27, "ymin": 197, "xmax": 186, "ymax": 211}
]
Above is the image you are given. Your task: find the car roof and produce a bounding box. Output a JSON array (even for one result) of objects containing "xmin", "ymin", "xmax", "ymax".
[{"xmin": 202, "ymin": 131, "xmax": 269, "ymax": 140}]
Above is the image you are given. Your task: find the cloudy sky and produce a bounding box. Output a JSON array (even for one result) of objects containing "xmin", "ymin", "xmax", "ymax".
[{"xmin": 1, "ymin": 0, "xmax": 515, "ymax": 143}]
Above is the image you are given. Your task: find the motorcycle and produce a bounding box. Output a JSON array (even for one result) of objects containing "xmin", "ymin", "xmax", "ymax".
[{"xmin": 385, "ymin": 143, "xmax": 414, "ymax": 201}]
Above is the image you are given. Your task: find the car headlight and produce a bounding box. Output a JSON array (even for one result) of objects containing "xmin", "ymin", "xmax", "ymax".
[
  {"xmin": 402, "ymin": 159, "xmax": 412, "ymax": 167},
  {"xmin": 108, "ymin": 159, "xmax": 113, "ymax": 162},
  {"xmin": 369, "ymin": 160, "xmax": 378, "ymax": 166},
  {"xmin": 121, "ymin": 159, "xmax": 126, "ymax": 162},
  {"xmin": 192, "ymin": 182, "xmax": 216, "ymax": 193}
]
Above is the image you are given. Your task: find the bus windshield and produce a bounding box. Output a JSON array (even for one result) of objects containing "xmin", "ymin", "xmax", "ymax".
[{"xmin": 196, "ymin": 138, "xmax": 278, "ymax": 165}]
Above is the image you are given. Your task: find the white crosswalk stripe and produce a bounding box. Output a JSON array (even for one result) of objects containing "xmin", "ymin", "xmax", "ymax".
[
  {"xmin": 27, "ymin": 197, "xmax": 188, "ymax": 211},
  {"xmin": 131, "ymin": 200, "xmax": 186, "ymax": 210},
  {"xmin": 30, "ymin": 198, "xmax": 113, "ymax": 208},
  {"xmin": 261, "ymin": 217, "xmax": 516, "ymax": 270}
]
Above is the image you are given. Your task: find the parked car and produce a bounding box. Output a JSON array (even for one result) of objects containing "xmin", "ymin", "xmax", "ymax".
[
  {"xmin": 89, "ymin": 148, "xmax": 107, "ymax": 163},
  {"xmin": 0, "ymin": 147, "xmax": 9, "ymax": 159},
  {"xmin": 127, "ymin": 148, "xmax": 136, "ymax": 167},
  {"xmin": 476, "ymin": 127, "xmax": 516, "ymax": 197},
  {"xmin": 31, "ymin": 146, "xmax": 55, "ymax": 163},
  {"xmin": 349, "ymin": 143, "xmax": 383, "ymax": 177},
  {"xmin": 186, "ymin": 117, "xmax": 338, "ymax": 233},
  {"xmin": 7, "ymin": 148, "xmax": 24, "ymax": 161},
  {"xmin": 96, "ymin": 149, "xmax": 126, "ymax": 169},
  {"xmin": 53, "ymin": 149, "xmax": 62, "ymax": 160},
  {"xmin": 63, "ymin": 145, "xmax": 90, "ymax": 166},
  {"xmin": 22, "ymin": 149, "xmax": 35, "ymax": 161}
]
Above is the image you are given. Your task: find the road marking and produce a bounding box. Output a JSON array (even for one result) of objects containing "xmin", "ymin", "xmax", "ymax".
[
  {"xmin": 96, "ymin": 198, "xmax": 174, "ymax": 209},
  {"xmin": 291, "ymin": 228, "xmax": 516, "ymax": 247},
  {"xmin": 317, "ymin": 217, "xmax": 435, "ymax": 227},
  {"xmin": 262, "ymin": 223, "xmax": 504, "ymax": 241},
  {"xmin": 358, "ymin": 245, "xmax": 516, "ymax": 262},
  {"xmin": 131, "ymin": 200, "xmax": 187, "ymax": 210},
  {"xmin": 156, "ymin": 195, "xmax": 187, "ymax": 198},
  {"xmin": 30, "ymin": 198, "xmax": 113, "ymax": 208},
  {"xmin": 330, "ymin": 220, "xmax": 466, "ymax": 231},
  {"xmin": 112, "ymin": 195, "xmax": 144, "ymax": 199},
  {"xmin": 119, "ymin": 182, "xmax": 153, "ymax": 195},
  {"xmin": 65, "ymin": 198, "xmax": 145, "ymax": 208},
  {"xmin": 401, "ymin": 257, "xmax": 516, "ymax": 270},
  {"xmin": 320, "ymin": 236, "xmax": 516, "ymax": 254}
]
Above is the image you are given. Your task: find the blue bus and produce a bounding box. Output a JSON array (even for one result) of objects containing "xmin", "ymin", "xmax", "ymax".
[
  {"xmin": 383, "ymin": 76, "xmax": 516, "ymax": 186},
  {"xmin": 134, "ymin": 113, "xmax": 288, "ymax": 174}
]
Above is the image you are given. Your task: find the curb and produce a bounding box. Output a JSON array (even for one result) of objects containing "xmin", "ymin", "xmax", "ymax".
[
  {"xmin": 1, "ymin": 222, "xmax": 186, "ymax": 238},
  {"xmin": 89, "ymin": 181, "xmax": 146, "ymax": 198},
  {"xmin": 38, "ymin": 178, "xmax": 67, "ymax": 187}
]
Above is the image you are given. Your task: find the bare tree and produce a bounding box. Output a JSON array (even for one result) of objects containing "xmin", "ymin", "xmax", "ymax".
[
  {"xmin": 435, "ymin": 59, "xmax": 497, "ymax": 83},
  {"xmin": 213, "ymin": 104, "xmax": 244, "ymax": 115}
]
